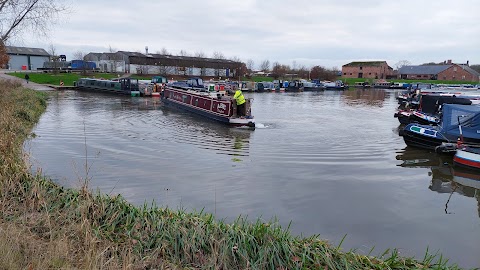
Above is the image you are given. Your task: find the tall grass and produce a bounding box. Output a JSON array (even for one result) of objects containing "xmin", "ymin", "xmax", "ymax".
[{"xmin": 0, "ymin": 79, "xmax": 465, "ymax": 269}]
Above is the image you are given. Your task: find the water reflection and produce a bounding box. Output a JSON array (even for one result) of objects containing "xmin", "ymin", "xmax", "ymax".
[
  {"xmin": 342, "ymin": 89, "xmax": 389, "ymax": 107},
  {"xmin": 70, "ymin": 91, "xmax": 253, "ymax": 158},
  {"xmin": 396, "ymin": 147, "xmax": 480, "ymax": 217}
]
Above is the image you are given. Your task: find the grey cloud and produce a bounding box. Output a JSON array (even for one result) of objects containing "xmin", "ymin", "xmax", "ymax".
[{"xmin": 18, "ymin": 0, "xmax": 480, "ymax": 68}]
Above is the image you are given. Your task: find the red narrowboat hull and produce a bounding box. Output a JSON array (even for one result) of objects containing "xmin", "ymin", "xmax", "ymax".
[{"xmin": 161, "ymin": 87, "xmax": 255, "ymax": 128}]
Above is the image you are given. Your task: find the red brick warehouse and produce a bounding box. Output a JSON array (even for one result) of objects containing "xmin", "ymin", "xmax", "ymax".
[{"xmin": 341, "ymin": 61, "xmax": 394, "ymax": 79}]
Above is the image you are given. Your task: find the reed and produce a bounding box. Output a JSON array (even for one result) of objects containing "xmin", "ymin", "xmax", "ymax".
[{"xmin": 0, "ymin": 79, "xmax": 463, "ymax": 269}]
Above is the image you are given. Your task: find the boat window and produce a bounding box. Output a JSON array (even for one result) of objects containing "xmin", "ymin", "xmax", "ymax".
[{"xmin": 197, "ymin": 78, "xmax": 203, "ymax": 86}]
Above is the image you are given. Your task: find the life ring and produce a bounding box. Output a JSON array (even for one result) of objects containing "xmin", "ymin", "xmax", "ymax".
[{"xmin": 60, "ymin": 81, "xmax": 64, "ymax": 86}]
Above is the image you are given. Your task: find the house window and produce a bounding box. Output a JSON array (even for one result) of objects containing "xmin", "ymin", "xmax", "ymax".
[
  {"xmin": 462, "ymin": 75, "xmax": 465, "ymax": 80},
  {"xmin": 343, "ymin": 73, "xmax": 347, "ymax": 75},
  {"xmin": 359, "ymin": 66, "xmax": 363, "ymax": 70},
  {"xmin": 369, "ymin": 73, "xmax": 372, "ymax": 75},
  {"xmin": 443, "ymin": 76, "xmax": 446, "ymax": 80},
  {"xmin": 453, "ymin": 67, "xmax": 457, "ymax": 72},
  {"xmin": 350, "ymin": 73, "xmax": 352, "ymax": 75}
]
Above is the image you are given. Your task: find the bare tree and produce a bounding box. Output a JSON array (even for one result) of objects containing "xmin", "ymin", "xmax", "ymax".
[
  {"xmin": 230, "ymin": 56, "xmax": 241, "ymax": 62},
  {"xmin": 212, "ymin": 51, "xmax": 225, "ymax": 59},
  {"xmin": 0, "ymin": 0, "xmax": 68, "ymax": 42},
  {"xmin": 194, "ymin": 51, "xmax": 206, "ymax": 58},
  {"xmin": 271, "ymin": 62, "xmax": 281, "ymax": 78},
  {"xmin": 310, "ymin": 65, "xmax": 338, "ymax": 81},
  {"xmin": 155, "ymin": 47, "xmax": 170, "ymax": 55},
  {"xmin": 0, "ymin": 41, "xmax": 9, "ymax": 68},
  {"xmin": 246, "ymin": 59, "xmax": 254, "ymax": 72},
  {"xmin": 178, "ymin": 49, "xmax": 189, "ymax": 56},
  {"xmin": 297, "ymin": 65, "xmax": 308, "ymax": 79},
  {"xmin": 260, "ymin": 59, "xmax": 270, "ymax": 72},
  {"xmin": 72, "ymin": 50, "xmax": 85, "ymax": 61},
  {"xmin": 395, "ymin": 60, "xmax": 411, "ymax": 70},
  {"xmin": 73, "ymin": 50, "xmax": 89, "ymax": 75},
  {"xmin": 48, "ymin": 43, "xmax": 60, "ymax": 74}
]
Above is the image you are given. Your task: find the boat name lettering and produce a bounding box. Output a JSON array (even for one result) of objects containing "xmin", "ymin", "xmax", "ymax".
[{"xmin": 217, "ymin": 103, "xmax": 227, "ymax": 113}]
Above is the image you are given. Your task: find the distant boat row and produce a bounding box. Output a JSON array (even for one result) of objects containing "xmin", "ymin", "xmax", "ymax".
[{"xmin": 355, "ymin": 80, "xmax": 480, "ymax": 90}]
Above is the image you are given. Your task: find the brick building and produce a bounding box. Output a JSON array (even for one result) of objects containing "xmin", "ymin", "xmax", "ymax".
[
  {"xmin": 398, "ymin": 60, "xmax": 479, "ymax": 82},
  {"xmin": 341, "ymin": 61, "xmax": 394, "ymax": 79}
]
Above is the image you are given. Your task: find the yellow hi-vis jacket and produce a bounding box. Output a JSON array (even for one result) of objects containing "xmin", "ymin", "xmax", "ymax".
[{"xmin": 233, "ymin": 89, "xmax": 246, "ymax": 105}]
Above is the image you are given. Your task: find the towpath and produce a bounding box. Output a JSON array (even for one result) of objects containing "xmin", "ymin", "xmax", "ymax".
[{"xmin": 0, "ymin": 70, "xmax": 55, "ymax": 91}]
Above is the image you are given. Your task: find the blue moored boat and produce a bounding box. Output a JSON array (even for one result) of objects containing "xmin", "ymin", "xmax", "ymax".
[{"xmin": 400, "ymin": 104, "xmax": 480, "ymax": 151}]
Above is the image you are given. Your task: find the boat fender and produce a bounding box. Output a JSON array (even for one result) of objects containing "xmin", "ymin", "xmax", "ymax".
[{"xmin": 435, "ymin": 143, "xmax": 457, "ymax": 153}]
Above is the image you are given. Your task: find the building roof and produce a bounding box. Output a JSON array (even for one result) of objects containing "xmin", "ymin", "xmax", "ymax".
[
  {"xmin": 117, "ymin": 51, "xmax": 147, "ymax": 57},
  {"xmin": 343, "ymin": 61, "xmax": 388, "ymax": 67},
  {"xmin": 84, "ymin": 51, "xmax": 242, "ymax": 69},
  {"xmin": 460, "ymin": 65, "xmax": 480, "ymax": 77},
  {"xmin": 6, "ymin": 46, "xmax": 49, "ymax": 56},
  {"xmin": 148, "ymin": 54, "xmax": 238, "ymax": 64},
  {"xmin": 398, "ymin": 65, "xmax": 451, "ymax": 75}
]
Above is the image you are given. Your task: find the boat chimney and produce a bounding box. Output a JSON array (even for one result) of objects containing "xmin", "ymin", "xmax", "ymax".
[
  {"xmin": 447, "ymin": 59, "xmax": 452, "ymax": 64},
  {"xmin": 467, "ymin": 60, "xmax": 469, "ymax": 66},
  {"xmin": 145, "ymin": 46, "xmax": 148, "ymax": 55}
]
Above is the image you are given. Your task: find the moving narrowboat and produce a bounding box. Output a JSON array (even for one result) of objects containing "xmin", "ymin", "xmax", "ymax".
[{"xmin": 162, "ymin": 78, "xmax": 255, "ymax": 128}]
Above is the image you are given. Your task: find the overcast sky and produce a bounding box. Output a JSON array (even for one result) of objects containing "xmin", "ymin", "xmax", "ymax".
[{"xmin": 15, "ymin": 0, "xmax": 480, "ymax": 69}]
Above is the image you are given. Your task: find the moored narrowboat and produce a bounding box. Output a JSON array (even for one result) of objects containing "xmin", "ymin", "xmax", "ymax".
[
  {"xmin": 454, "ymin": 147, "xmax": 480, "ymax": 170},
  {"xmin": 76, "ymin": 77, "xmax": 140, "ymax": 96},
  {"xmin": 400, "ymin": 104, "xmax": 480, "ymax": 151}
]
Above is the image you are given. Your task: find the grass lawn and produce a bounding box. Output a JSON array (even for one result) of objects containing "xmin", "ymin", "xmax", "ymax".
[{"xmin": 7, "ymin": 72, "xmax": 153, "ymax": 86}]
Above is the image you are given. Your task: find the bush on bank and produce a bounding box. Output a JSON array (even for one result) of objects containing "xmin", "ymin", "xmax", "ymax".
[{"xmin": 0, "ymin": 79, "xmax": 461, "ymax": 269}]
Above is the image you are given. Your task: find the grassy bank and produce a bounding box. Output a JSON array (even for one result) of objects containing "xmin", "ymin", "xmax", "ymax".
[
  {"xmin": 6, "ymin": 72, "xmax": 153, "ymax": 86},
  {"xmin": 0, "ymin": 79, "xmax": 462, "ymax": 269}
]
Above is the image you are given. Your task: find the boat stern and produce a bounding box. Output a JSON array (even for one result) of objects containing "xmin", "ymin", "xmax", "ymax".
[{"xmin": 229, "ymin": 117, "xmax": 255, "ymax": 128}]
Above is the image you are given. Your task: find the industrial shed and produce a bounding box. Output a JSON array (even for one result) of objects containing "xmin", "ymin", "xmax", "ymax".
[
  {"xmin": 84, "ymin": 51, "xmax": 243, "ymax": 77},
  {"xmin": 6, "ymin": 46, "xmax": 50, "ymax": 70}
]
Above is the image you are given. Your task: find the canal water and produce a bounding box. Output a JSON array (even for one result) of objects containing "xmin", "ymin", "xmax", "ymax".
[{"xmin": 25, "ymin": 89, "xmax": 480, "ymax": 268}]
